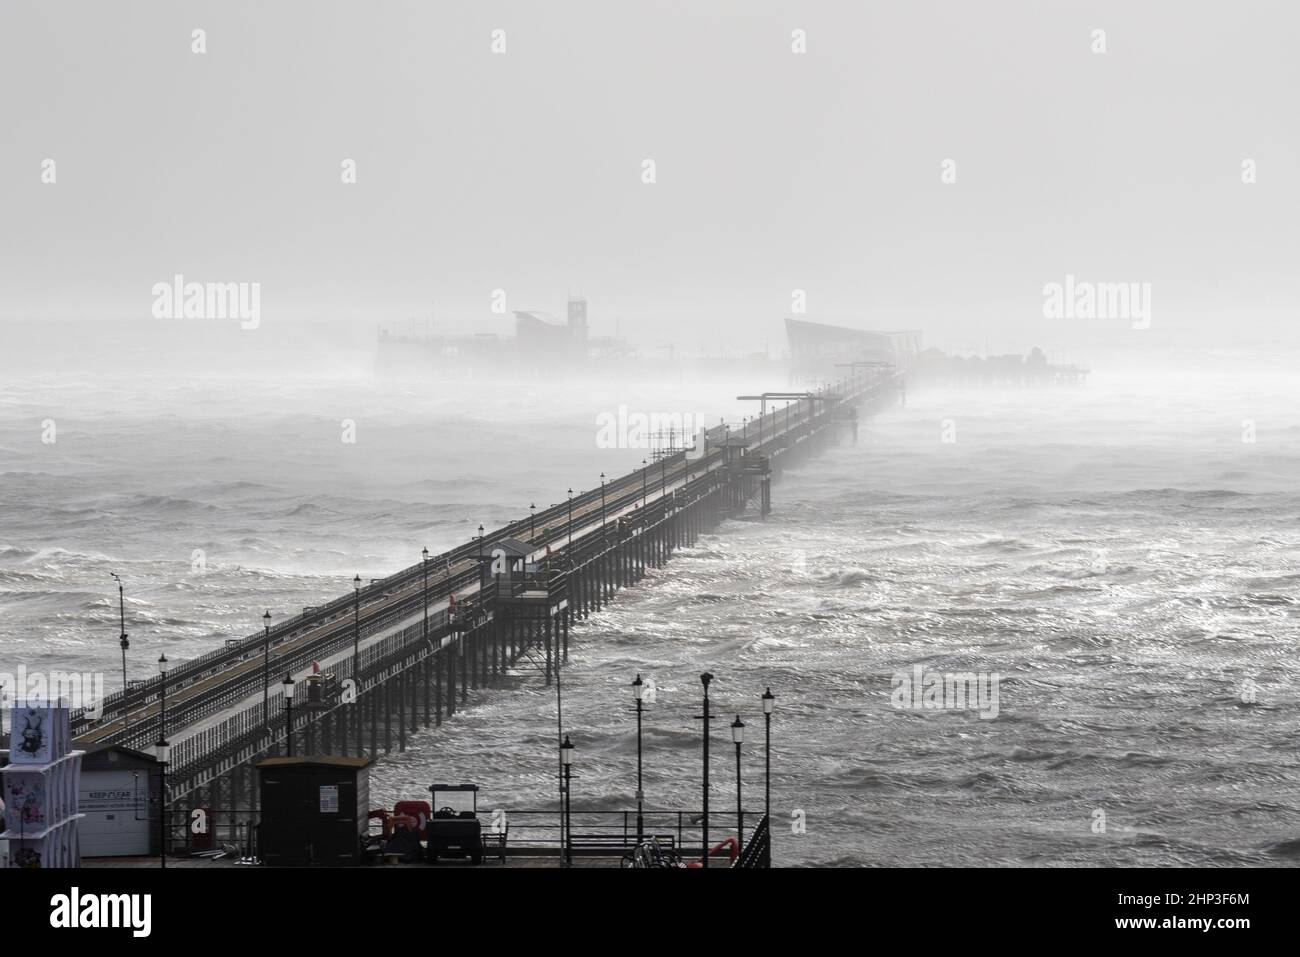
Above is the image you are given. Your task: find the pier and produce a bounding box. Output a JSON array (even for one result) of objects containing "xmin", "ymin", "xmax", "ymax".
[{"xmin": 67, "ymin": 366, "xmax": 904, "ymax": 857}]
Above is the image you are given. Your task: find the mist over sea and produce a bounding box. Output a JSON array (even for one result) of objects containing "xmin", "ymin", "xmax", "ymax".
[{"xmin": 2, "ymin": 344, "xmax": 1298, "ymax": 865}]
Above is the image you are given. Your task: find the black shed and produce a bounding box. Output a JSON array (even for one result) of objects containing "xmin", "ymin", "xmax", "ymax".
[{"xmin": 256, "ymin": 755, "xmax": 372, "ymax": 866}]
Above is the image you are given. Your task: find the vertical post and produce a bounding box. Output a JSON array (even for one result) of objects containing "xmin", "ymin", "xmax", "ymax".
[
  {"xmin": 156, "ymin": 743, "xmax": 168, "ymax": 868},
  {"xmin": 732, "ymin": 715, "xmax": 745, "ymax": 848},
  {"xmin": 556, "ymin": 662, "xmax": 565, "ymax": 868},
  {"xmin": 262, "ymin": 610, "xmax": 272, "ymax": 730},
  {"xmin": 353, "ymin": 574, "xmax": 362, "ymax": 682},
  {"xmin": 157, "ymin": 654, "xmax": 168, "ymax": 742},
  {"xmin": 561, "ymin": 735, "xmax": 574, "ymax": 867},
  {"xmin": 422, "ymin": 547, "xmax": 430, "ymax": 648},
  {"xmin": 460, "ymin": 626, "xmax": 469, "ymax": 703},
  {"xmin": 699, "ymin": 671, "xmax": 713, "ymax": 867},
  {"xmin": 435, "ymin": 647, "xmax": 443, "ymax": 725},
  {"xmin": 477, "ymin": 525, "xmax": 485, "ymax": 594},
  {"xmin": 113, "ymin": 573, "xmax": 130, "ymax": 735},
  {"xmin": 762, "ymin": 687, "xmax": 774, "ymax": 830},
  {"xmin": 283, "ymin": 674, "xmax": 295, "ymax": 757},
  {"xmin": 632, "ymin": 675, "xmax": 645, "ymax": 843}
]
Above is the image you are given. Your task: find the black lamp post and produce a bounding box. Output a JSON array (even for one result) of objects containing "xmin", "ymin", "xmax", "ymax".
[
  {"xmin": 530, "ymin": 503, "xmax": 536, "ymax": 539},
  {"xmin": 282, "ymin": 673, "xmax": 296, "ymax": 757},
  {"xmin": 421, "ymin": 547, "xmax": 430, "ymax": 647},
  {"xmin": 599, "ymin": 473, "xmax": 607, "ymax": 529},
  {"xmin": 112, "ymin": 573, "xmax": 130, "ymax": 734},
  {"xmin": 641, "ymin": 460, "xmax": 647, "ymax": 509},
  {"xmin": 732, "ymin": 715, "xmax": 745, "ymax": 847},
  {"xmin": 561, "ymin": 735, "xmax": 575, "ymax": 866},
  {"xmin": 155, "ymin": 737, "xmax": 170, "ymax": 868},
  {"xmin": 262, "ymin": 610, "xmax": 272, "ymax": 729},
  {"xmin": 157, "ymin": 653, "xmax": 169, "ymax": 738},
  {"xmin": 477, "ymin": 524, "xmax": 485, "ymax": 592},
  {"xmin": 566, "ymin": 488, "xmax": 574, "ymax": 547},
  {"xmin": 352, "ymin": 574, "xmax": 362, "ymax": 678},
  {"xmin": 761, "ymin": 688, "xmax": 775, "ymax": 826},
  {"xmin": 698, "ymin": 671, "xmax": 714, "ymax": 867},
  {"xmin": 632, "ymin": 674, "xmax": 645, "ymax": 842}
]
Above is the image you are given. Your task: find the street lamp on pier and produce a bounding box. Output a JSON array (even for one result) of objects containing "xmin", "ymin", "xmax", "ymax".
[
  {"xmin": 477, "ymin": 524, "xmax": 485, "ymax": 593},
  {"xmin": 561, "ymin": 735, "xmax": 575, "ymax": 866},
  {"xmin": 157, "ymin": 654, "xmax": 169, "ymax": 740},
  {"xmin": 641, "ymin": 460, "xmax": 648, "ymax": 509},
  {"xmin": 422, "ymin": 547, "xmax": 431, "ymax": 647},
  {"xmin": 282, "ymin": 673, "xmax": 296, "ymax": 756},
  {"xmin": 599, "ymin": 473, "xmax": 607, "ymax": 529},
  {"xmin": 567, "ymin": 489, "xmax": 574, "ymax": 547},
  {"xmin": 530, "ymin": 503, "xmax": 536, "ymax": 539},
  {"xmin": 732, "ymin": 715, "xmax": 745, "ymax": 847},
  {"xmin": 352, "ymin": 574, "xmax": 362, "ymax": 682},
  {"xmin": 262, "ymin": 610, "xmax": 272, "ymax": 729},
  {"xmin": 697, "ymin": 671, "xmax": 714, "ymax": 867},
  {"xmin": 632, "ymin": 674, "xmax": 646, "ymax": 842},
  {"xmin": 111, "ymin": 573, "xmax": 130, "ymax": 734},
  {"xmin": 761, "ymin": 688, "xmax": 775, "ymax": 827}
]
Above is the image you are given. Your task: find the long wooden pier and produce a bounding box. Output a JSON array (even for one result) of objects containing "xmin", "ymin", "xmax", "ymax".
[{"xmin": 69, "ymin": 367, "xmax": 903, "ymax": 838}]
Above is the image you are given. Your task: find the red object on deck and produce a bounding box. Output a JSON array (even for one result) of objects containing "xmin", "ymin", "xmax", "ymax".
[
  {"xmin": 393, "ymin": 800, "xmax": 431, "ymax": 830},
  {"xmin": 685, "ymin": 837, "xmax": 739, "ymax": 868}
]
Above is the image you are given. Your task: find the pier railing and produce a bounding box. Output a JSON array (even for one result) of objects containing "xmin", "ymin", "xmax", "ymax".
[{"xmin": 159, "ymin": 806, "xmax": 762, "ymax": 862}]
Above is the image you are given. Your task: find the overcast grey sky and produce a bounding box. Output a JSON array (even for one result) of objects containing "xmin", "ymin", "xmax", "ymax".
[{"xmin": 2, "ymin": 0, "xmax": 1296, "ymax": 356}]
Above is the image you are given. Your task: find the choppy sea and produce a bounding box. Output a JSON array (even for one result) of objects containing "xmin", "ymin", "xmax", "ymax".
[{"xmin": 2, "ymin": 365, "xmax": 1298, "ymax": 865}]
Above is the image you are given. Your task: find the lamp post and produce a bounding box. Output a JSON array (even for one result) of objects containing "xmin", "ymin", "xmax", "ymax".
[
  {"xmin": 561, "ymin": 735, "xmax": 575, "ymax": 866},
  {"xmin": 157, "ymin": 653, "xmax": 169, "ymax": 739},
  {"xmin": 698, "ymin": 671, "xmax": 714, "ymax": 867},
  {"xmin": 352, "ymin": 574, "xmax": 362, "ymax": 679},
  {"xmin": 421, "ymin": 547, "xmax": 430, "ymax": 649},
  {"xmin": 632, "ymin": 674, "xmax": 645, "ymax": 843},
  {"xmin": 262, "ymin": 610, "xmax": 272, "ymax": 729},
  {"xmin": 731, "ymin": 715, "xmax": 745, "ymax": 847},
  {"xmin": 111, "ymin": 573, "xmax": 130, "ymax": 734},
  {"xmin": 282, "ymin": 673, "xmax": 296, "ymax": 757},
  {"xmin": 154, "ymin": 737, "xmax": 170, "ymax": 868},
  {"xmin": 761, "ymin": 688, "xmax": 775, "ymax": 826},
  {"xmin": 477, "ymin": 524, "xmax": 485, "ymax": 593},
  {"xmin": 641, "ymin": 460, "xmax": 647, "ymax": 509},
  {"xmin": 530, "ymin": 503, "xmax": 536, "ymax": 539},
  {"xmin": 599, "ymin": 473, "xmax": 606, "ymax": 530},
  {"xmin": 566, "ymin": 489, "xmax": 574, "ymax": 547}
]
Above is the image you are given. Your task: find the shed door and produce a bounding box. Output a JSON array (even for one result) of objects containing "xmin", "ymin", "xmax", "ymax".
[{"xmin": 80, "ymin": 770, "xmax": 151, "ymax": 857}]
